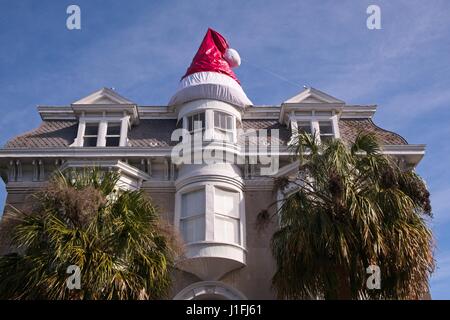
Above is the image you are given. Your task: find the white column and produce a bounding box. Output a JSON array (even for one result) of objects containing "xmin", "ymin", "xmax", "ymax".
[
  {"xmin": 97, "ymin": 120, "xmax": 108, "ymax": 147},
  {"xmin": 311, "ymin": 120, "xmax": 321, "ymax": 144},
  {"xmin": 119, "ymin": 116, "xmax": 130, "ymax": 147},
  {"xmin": 289, "ymin": 119, "xmax": 298, "ymax": 146},
  {"xmin": 205, "ymin": 184, "xmax": 215, "ymax": 241},
  {"xmin": 239, "ymin": 191, "xmax": 246, "ymax": 248},
  {"xmin": 204, "ymin": 109, "xmax": 214, "ymax": 140},
  {"xmin": 331, "ymin": 113, "xmax": 340, "ymax": 138},
  {"xmin": 74, "ymin": 121, "xmax": 86, "ymax": 147},
  {"xmin": 232, "ymin": 117, "xmax": 237, "ymax": 143}
]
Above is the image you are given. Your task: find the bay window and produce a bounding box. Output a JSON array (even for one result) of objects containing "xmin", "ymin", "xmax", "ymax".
[
  {"xmin": 184, "ymin": 110, "xmax": 236, "ymax": 142},
  {"xmin": 214, "ymin": 187, "xmax": 240, "ymax": 244},
  {"xmin": 180, "ymin": 189, "xmax": 206, "ymax": 243},
  {"xmin": 187, "ymin": 112, "xmax": 205, "ymax": 133},
  {"xmin": 214, "ymin": 111, "xmax": 234, "ymax": 142}
]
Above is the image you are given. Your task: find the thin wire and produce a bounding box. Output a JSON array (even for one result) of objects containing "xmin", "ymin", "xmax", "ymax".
[{"xmin": 241, "ymin": 58, "xmax": 303, "ymax": 88}]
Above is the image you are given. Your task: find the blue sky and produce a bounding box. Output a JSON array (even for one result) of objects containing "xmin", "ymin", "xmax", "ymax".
[{"xmin": 0, "ymin": 0, "xmax": 449, "ymax": 298}]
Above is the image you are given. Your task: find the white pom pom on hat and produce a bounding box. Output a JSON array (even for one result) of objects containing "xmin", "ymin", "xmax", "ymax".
[{"xmin": 224, "ymin": 48, "xmax": 241, "ymax": 68}]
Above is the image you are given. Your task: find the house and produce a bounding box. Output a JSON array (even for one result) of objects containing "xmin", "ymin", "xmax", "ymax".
[{"xmin": 0, "ymin": 29, "xmax": 425, "ymax": 300}]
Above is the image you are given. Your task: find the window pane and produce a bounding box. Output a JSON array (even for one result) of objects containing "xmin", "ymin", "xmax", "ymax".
[
  {"xmin": 181, "ymin": 217, "xmax": 205, "ymax": 243},
  {"xmin": 214, "ymin": 112, "xmax": 233, "ymax": 130},
  {"xmin": 84, "ymin": 137, "xmax": 97, "ymax": 147},
  {"xmin": 297, "ymin": 121, "xmax": 311, "ymax": 134},
  {"xmin": 214, "ymin": 215, "xmax": 239, "ymax": 244},
  {"xmin": 319, "ymin": 121, "xmax": 333, "ymax": 134},
  {"xmin": 188, "ymin": 113, "xmax": 205, "ymax": 131},
  {"xmin": 214, "ymin": 112, "xmax": 220, "ymax": 127},
  {"xmin": 214, "ymin": 188, "xmax": 239, "ymax": 218},
  {"xmin": 107, "ymin": 123, "xmax": 121, "ymax": 135},
  {"xmin": 85, "ymin": 123, "xmax": 99, "ymax": 136},
  {"xmin": 226, "ymin": 115, "xmax": 233, "ymax": 129},
  {"xmin": 106, "ymin": 137, "xmax": 120, "ymax": 147},
  {"xmin": 181, "ymin": 189, "xmax": 205, "ymax": 218}
]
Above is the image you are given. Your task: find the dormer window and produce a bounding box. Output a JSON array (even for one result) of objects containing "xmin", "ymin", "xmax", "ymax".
[
  {"xmin": 69, "ymin": 88, "xmax": 139, "ymax": 148},
  {"xmin": 293, "ymin": 118, "xmax": 339, "ymax": 144},
  {"xmin": 318, "ymin": 121, "xmax": 334, "ymax": 143},
  {"xmin": 83, "ymin": 123, "xmax": 99, "ymax": 147},
  {"xmin": 80, "ymin": 122, "xmax": 123, "ymax": 147},
  {"xmin": 297, "ymin": 121, "xmax": 312, "ymax": 135},
  {"xmin": 105, "ymin": 122, "xmax": 121, "ymax": 147}
]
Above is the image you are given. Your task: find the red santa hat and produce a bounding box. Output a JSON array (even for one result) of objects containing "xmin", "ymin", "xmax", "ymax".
[{"xmin": 169, "ymin": 28, "xmax": 252, "ymax": 107}]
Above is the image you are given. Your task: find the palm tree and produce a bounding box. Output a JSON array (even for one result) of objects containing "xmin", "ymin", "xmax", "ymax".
[
  {"xmin": 0, "ymin": 169, "xmax": 180, "ymax": 299},
  {"xmin": 262, "ymin": 132, "xmax": 434, "ymax": 299}
]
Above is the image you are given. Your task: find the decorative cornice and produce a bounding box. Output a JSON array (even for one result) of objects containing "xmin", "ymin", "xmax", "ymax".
[
  {"xmin": 341, "ymin": 105, "xmax": 377, "ymax": 119},
  {"xmin": 38, "ymin": 106, "xmax": 77, "ymax": 120}
]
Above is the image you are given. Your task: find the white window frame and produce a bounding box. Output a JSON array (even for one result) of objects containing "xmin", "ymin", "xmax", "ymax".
[
  {"xmin": 105, "ymin": 122, "xmax": 121, "ymax": 147},
  {"xmin": 186, "ymin": 112, "xmax": 206, "ymax": 134},
  {"xmin": 213, "ymin": 111, "xmax": 235, "ymax": 142},
  {"xmin": 72, "ymin": 115, "xmax": 130, "ymax": 147},
  {"xmin": 290, "ymin": 111, "xmax": 340, "ymax": 145},
  {"xmin": 317, "ymin": 120, "xmax": 335, "ymax": 144},
  {"xmin": 180, "ymin": 188, "xmax": 206, "ymax": 244},
  {"xmin": 174, "ymin": 183, "xmax": 245, "ymax": 248},
  {"xmin": 83, "ymin": 122, "xmax": 99, "ymax": 147},
  {"xmin": 213, "ymin": 186, "xmax": 241, "ymax": 244}
]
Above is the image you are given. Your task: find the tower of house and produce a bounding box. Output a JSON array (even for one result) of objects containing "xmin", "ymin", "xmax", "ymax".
[{"xmin": 168, "ymin": 28, "xmax": 252, "ymax": 281}]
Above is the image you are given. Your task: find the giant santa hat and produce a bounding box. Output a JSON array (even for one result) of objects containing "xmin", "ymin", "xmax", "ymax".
[{"xmin": 168, "ymin": 28, "xmax": 252, "ymax": 107}]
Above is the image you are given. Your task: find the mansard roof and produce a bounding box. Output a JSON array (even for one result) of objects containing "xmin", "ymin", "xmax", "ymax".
[
  {"xmin": 3, "ymin": 117, "xmax": 407, "ymax": 149},
  {"xmin": 2, "ymin": 86, "xmax": 410, "ymax": 151}
]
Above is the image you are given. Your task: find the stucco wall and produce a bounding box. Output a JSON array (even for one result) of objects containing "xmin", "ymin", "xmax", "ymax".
[{"xmin": 0, "ymin": 183, "xmax": 279, "ymax": 299}]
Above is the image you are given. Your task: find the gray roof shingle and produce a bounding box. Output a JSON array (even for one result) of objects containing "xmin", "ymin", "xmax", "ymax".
[
  {"xmin": 4, "ymin": 121, "xmax": 78, "ymax": 149},
  {"xmin": 339, "ymin": 118, "xmax": 407, "ymax": 145},
  {"xmin": 128, "ymin": 119, "xmax": 179, "ymax": 147},
  {"xmin": 3, "ymin": 118, "xmax": 407, "ymax": 149}
]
